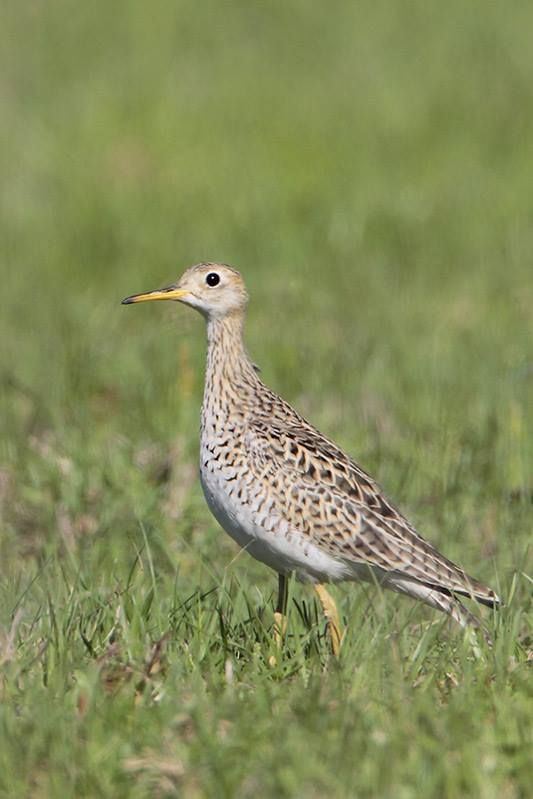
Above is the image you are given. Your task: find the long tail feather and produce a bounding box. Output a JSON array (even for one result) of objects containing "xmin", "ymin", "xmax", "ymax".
[{"xmin": 388, "ymin": 576, "xmax": 494, "ymax": 643}]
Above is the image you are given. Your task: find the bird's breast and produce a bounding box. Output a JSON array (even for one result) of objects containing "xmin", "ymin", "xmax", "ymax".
[{"xmin": 198, "ymin": 431, "xmax": 350, "ymax": 582}]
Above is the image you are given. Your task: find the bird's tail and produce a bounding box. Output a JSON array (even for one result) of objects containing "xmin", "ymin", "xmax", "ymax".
[{"xmin": 389, "ymin": 576, "xmax": 496, "ymax": 643}]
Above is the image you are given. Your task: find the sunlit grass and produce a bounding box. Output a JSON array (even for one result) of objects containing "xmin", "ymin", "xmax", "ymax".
[{"xmin": 0, "ymin": 1, "xmax": 531, "ymax": 796}]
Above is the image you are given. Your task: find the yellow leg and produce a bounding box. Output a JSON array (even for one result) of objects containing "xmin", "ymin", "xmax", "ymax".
[
  {"xmin": 274, "ymin": 573, "xmax": 288, "ymax": 645},
  {"xmin": 269, "ymin": 574, "xmax": 288, "ymax": 665},
  {"xmin": 314, "ymin": 584, "xmax": 343, "ymax": 656}
]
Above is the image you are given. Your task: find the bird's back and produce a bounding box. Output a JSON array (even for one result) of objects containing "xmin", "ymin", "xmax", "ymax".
[{"xmin": 202, "ymin": 356, "xmax": 500, "ymax": 610}]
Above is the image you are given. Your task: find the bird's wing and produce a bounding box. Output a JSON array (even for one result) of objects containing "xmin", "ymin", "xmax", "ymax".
[{"xmin": 246, "ymin": 418, "xmax": 499, "ymax": 606}]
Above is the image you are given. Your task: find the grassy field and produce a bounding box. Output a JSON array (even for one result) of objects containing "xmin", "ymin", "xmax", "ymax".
[{"xmin": 1, "ymin": 1, "xmax": 532, "ymax": 796}]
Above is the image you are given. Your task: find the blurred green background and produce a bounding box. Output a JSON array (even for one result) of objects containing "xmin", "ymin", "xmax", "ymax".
[{"xmin": 0, "ymin": 2, "xmax": 531, "ymax": 797}]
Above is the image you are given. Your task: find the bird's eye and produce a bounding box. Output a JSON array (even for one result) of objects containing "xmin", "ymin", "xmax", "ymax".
[{"xmin": 205, "ymin": 272, "xmax": 220, "ymax": 287}]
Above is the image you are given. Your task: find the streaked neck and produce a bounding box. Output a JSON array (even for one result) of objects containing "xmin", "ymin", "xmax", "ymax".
[{"xmin": 204, "ymin": 314, "xmax": 258, "ymax": 403}]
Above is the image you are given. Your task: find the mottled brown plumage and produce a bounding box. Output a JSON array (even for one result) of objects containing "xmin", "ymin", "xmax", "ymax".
[{"xmin": 123, "ymin": 262, "xmax": 500, "ymax": 652}]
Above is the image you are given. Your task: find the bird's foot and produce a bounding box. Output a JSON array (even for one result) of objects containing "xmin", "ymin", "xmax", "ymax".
[
  {"xmin": 314, "ymin": 584, "xmax": 344, "ymax": 657},
  {"xmin": 268, "ymin": 611, "xmax": 288, "ymax": 667}
]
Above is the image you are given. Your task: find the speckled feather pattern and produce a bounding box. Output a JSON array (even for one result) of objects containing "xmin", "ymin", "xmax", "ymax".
[
  {"xmin": 199, "ymin": 307, "xmax": 499, "ymax": 627},
  {"xmin": 125, "ymin": 262, "xmax": 500, "ymax": 632}
]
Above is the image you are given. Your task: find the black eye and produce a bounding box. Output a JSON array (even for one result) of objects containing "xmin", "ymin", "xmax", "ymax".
[{"xmin": 206, "ymin": 272, "xmax": 220, "ymax": 287}]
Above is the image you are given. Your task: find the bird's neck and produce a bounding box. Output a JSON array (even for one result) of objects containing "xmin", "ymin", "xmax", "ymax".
[{"xmin": 203, "ymin": 314, "xmax": 259, "ymax": 417}]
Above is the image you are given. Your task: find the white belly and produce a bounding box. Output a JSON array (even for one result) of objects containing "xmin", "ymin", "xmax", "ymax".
[{"xmin": 199, "ymin": 462, "xmax": 351, "ymax": 583}]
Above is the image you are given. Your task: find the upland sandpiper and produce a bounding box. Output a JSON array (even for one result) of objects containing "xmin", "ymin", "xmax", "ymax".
[{"xmin": 123, "ymin": 263, "xmax": 500, "ymax": 654}]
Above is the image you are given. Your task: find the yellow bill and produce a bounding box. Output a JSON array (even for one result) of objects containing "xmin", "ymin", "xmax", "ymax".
[{"xmin": 121, "ymin": 287, "xmax": 188, "ymax": 305}]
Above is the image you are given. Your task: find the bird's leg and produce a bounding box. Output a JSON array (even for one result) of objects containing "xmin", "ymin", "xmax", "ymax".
[
  {"xmin": 314, "ymin": 584, "xmax": 343, "ymax": 656},
  {"xmin": 273, "ymin": 573, "xmax": 288, "ymax": 649}
]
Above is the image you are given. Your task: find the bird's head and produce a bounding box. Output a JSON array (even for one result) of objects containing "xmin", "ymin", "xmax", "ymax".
[{"xmin": 122, "ymin": 262, "xmax": 249, "ymax": 320}]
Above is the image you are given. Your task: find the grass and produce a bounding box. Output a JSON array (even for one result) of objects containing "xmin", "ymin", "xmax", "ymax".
[{"xmin": 1, "ymin": 1, "xmax": 532, "ymax": 796}]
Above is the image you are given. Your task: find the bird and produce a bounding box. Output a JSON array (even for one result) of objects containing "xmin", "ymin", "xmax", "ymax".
[{"xmin": 122, "ymin": 262, "xmax": 501, "ymax": 654}]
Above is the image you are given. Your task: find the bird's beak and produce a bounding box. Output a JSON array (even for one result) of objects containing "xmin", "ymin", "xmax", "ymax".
[{"xmin": 121, "ymin": 287, "xmax": 189, "ymax": 305}]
